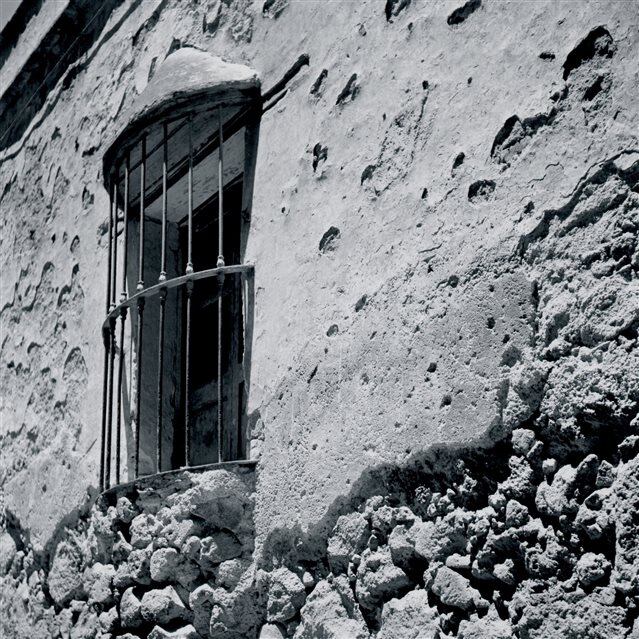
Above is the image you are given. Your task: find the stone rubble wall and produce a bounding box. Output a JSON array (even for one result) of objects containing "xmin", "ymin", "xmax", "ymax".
[{"xmin": 3, "ymin": 408, "xmax": 639, "ymax": 638}]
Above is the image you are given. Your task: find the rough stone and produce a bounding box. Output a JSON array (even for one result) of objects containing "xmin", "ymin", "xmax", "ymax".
[
  {"xmin": 86, "ymin": 562, "xmax": 115, "ymax": 605},
  {"xmin": 0, "ymin": 534, "xmax": 17, "ymax": 576},
  {"xmin": 130, "ymin": 514, "xmax": 163, "ymax": 549},
  {"xmin": 294, "ymin": 577, "xmax": 368, "ymax": 639},
  {"xmin": 355, "ymin": 547, "xmax": 411, "ymax": 610},
  {"xmin": 511, "ymin": 428, "xmax": 536, "ymax": 456},
  {"xmin": 148, "ymin": 625, "xmax": 201, "ymax": 639},
  {"xmin": 47, "ymin": 540, "xmax": 86, "ymax": 606},
  {"xmin": 119, "ymin": 587, "xmax": 143, "ymax": 629},
  {"xmin": 267, "ymin": 566, "xmax": 306, "ymax": 624},
  {"xmin": 116, "ymin": 497, "xmax": 137, "ymax": 524},
  {"xmin": 98, "ymin": 606, "xmax": 118, "ymax": 633},
  {"xmin": 198, "ymin": 531, "xmax": 242, "ymax": 571},
  {"xmin": 140, "ymin": 586, "xmax": 190, "ymax": 625},
  {"xmin": 576, "ymin": 553, "xmax": 611, "ymax": 588},
  {"xmin": 430, "ymin": 566, "xmax": 483, "ymax": 611},
  {"xmin": 259, "ymin": 623, "xmax": 286, "ymax": 639},
  {"xmin": 189, "ymin": 583, "xmax": 215, "ymax": 637},
  {"xmin": 378, "ymin": 589, "xmax": 439, "ymax": 639},
  {"xmin": 150, "ymin": 546, "xmax": 181, "ymax": 582},
  {"xmin": 214, "ymin": 558, "xmax": 251, "ymax": 590},
  {"xmin": 114, "ymin": 548, "xmax": 152, "ymax": 587},
  {"xmin": 536, "ymin": 464, "xmax": 580, "ymax": 517},
  {"xmin": 327, "ymin": 512, "xmax": 370, "ymax": 574}
]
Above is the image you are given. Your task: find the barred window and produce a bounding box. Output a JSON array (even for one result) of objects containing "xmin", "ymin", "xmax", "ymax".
[{"xmin": 100, "ymin": 49, "xmax": 260, "ymax": 490}]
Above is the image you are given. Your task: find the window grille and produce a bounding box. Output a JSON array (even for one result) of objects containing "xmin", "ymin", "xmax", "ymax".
[{"xmin": 99, "ymin": 49, "xmax": 260, "ymax": 490}]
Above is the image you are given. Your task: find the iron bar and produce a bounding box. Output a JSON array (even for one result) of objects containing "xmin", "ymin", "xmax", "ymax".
[
  {"xmin": 99, "ymin": 330, "xmax": 110, "ymax": 492},
  {"xmin": 218, "ymin": 291, "xmax": 223, "ymax": 462},
  {"xmin": 135, "ymin": 298, "xmax": 145, "ymax": 477},
  {"xmin": 115, "ymin": 307, "xmax": 127, "ymax": 484},
  {"xmin": 184, "ymin": 281, "xmax": 193, "ymax": 466},
  {"xmin": 110, "ymin": 178, "xmax": 118, "ymax": 311},
  {"xmin": 160, "ymin": 122, "xmax": 168, "ymax": 282},
  {"xmin": 217, "ymin": 106, "xmax": 224, "ymax": 268},
  {"xmin": 217, "ymin": 106, "xmax": 224, "ymax": 462},
  {"xmin": 137, "ymin": 134, "xmax": 146, "ymax": 292},
  {"xmin": 101, "ymin": 264, "xmax": 253, "ymax": 330},
  {"xmin": 105, "ymin": 317, "xmax": 116, "ymax": 488},
  {"xmin": 156, "ymin": 288, "xmax": 166, "ymax": 472},
  {"xmin": 101, "ymin": 172, "xmax": 115, "ymax": 491},
  {"xmin": 121, "ymin": 155, "xmax": 129, "ymax": 302},
  {"xmin": 186, "ymin": 115, "xmax": 193, "ymax": 275},
  {"xmin": 106, "ymin": 173, "xmax": 114, "ymax": 312},
  {"xmin": 155, "ymin": 123, "xmax": 169, "ymax": 474}
]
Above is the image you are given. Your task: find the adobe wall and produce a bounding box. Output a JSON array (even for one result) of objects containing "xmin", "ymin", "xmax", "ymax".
[{"xmin": 1, "ymin": 1, "xmax": 639, "ymax": 637}]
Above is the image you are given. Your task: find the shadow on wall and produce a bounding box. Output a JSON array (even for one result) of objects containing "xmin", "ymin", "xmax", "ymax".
[{"xmin": 0, "ymin": 0, "xmax": 127, "ymax": 151}]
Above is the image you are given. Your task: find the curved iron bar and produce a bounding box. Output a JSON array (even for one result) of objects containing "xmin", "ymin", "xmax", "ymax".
[{"xmin": 102, "ymin": 264, "xmax": 254, "ymax": 332}]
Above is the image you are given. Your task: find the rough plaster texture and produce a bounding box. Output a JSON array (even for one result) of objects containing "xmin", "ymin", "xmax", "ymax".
[{"xmin": 1, "ymin": 0, "xmax": 639, "ymax": 637}]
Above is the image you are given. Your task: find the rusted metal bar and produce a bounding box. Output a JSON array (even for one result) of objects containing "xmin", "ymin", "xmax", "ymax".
[
  {"xmin": 137, "ymin": 134, "xmax": 146, "ymax": 292},
  {"xmin": 101, "ymin": 172, "xmax": 115, "ymax": 491},
  {"xmin": 135, "ymin": 298, "xmax": 145, "ymax": 477},
  {"xmin": 106, "ymin": 174, "xmax": 114, "ymax": 311},
  {"xmin": 156, "ymin": 124, "xmax": 168, "ymax": 474},
  {"xmin": 186, "ymin": 115, "xmax": 193, "ymax": 275},
  {"xmin": 121, "ymin": 155, "xmax": 129, "ymax": 302},
  {"xmin": 105, "ymin": 316, "xmax": 116, "ymax": 488},
  {"xmin": 184, "ymin": 281, "xmax": 193, "ymax": 466},
  {"xmin": 115, "ymin": 306, "xmax": 127, "ymax": 485},
  {"xmin": 217, "ymin": 107, "xmax": 225, "ymax": 462},
  {"xmin": 99, "ymin": 330, "xmax": 110, "ymax": 492},
  {"xmin": 110, "ymin": 178, "xmax": 118, "ymax": 312},
  {"xmin": 160, "ymin": 122, "xmax": 168, "ymax": 283},
  {"xmin": 156, "ymin": 288, "xmax": 166, "ymax": 473},
  {"xmin": 101, "ymin": 264, "xmax": 253, "ymax": 331},
  {"xmin": 217, "ymin": 107, "xmax": 225, "ymax": 268},
  {"xmin": 218, "ymin": 291, "xmax": 223, "ymax": 462}
]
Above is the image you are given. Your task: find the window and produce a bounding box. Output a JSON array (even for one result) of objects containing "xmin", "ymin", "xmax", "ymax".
[{"xmin": 99, "ymin": 48, "xmax": 260, "ymax": 490}]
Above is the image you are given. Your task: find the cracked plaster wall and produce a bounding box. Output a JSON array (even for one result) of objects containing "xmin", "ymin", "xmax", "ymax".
[{"xmin": 1, "ymin": 0, "xmax": 639, "ymax": 637}]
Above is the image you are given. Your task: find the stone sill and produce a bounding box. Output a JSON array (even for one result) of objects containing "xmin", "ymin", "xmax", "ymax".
[{"xmin": 99, "ymin": 459, "xmax": 257, "ymax": 503}]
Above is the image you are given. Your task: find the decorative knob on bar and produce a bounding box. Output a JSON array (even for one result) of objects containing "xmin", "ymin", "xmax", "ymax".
[
  {"xmin": 216, "ymin": 255, "xmax": 225, "ymax": 268},
  {"xmin": 185, "ymin": 263, "xmax": 194, "ymax": 275},
  {"xmin": 137, "ymin": 280, "xmax": 144, "ymax": 292},
  {"xmin": 159, "ymin": 271, "xmax": 167, "ymax": 283}
]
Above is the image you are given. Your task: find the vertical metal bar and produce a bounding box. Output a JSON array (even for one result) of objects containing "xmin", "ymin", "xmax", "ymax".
[
  {"xmin": 121, "ymin": 155, "xmax": 130, "ymax": 302},
  {"xmin": 135, "ymin": 298, "xmax": 144, "ymax": 477},
  {"xmin": 217, "ymin": 106, "xmax": 224, "ymax": 268},
  {"xmin": 160, "ymin": 122, "xmax": 168, "ymax": 282},
  {"xmin": 99, "ymin": 331, "xmax": 110, "ymax": 492},
  {"xmin": 116, "ymin": 307, "xmax": 126, "ymax": 484},
  {"xmin": 115, "ymin": 157, "xmax": 129, "ymax": 484},
  {"xmin": 217, "ymin": 107, "xmax": 224, "ymax": 461},
  {"xmin": 183, "ymin": 115, "xmax": 194, "ymax": 468},
  {"xmin": 137, "ymin": 135, "xmax": 146, "ymax": 292},
  {"xmin": 186, "ymin": 116, "xmax": 193, "ymax": 275},
  {"xmin": 184, "ymin": 282, "xmax": 193, "ymax": 467},
  {"xmin": 218, "ymin": 288, "xmax": 223, "ymax": 462},
  {"xmin": 106, "ymin": 174, "xmax": 114, "ymax": 311},
  {"xmin": 156, "ymin": 123, "xmax": 169, "ymax": 474},
  {"xmin": 134, "ymin": 137, "xmax": 146, "ymax": 478},
  {"xmin": 110, "ymin": 178, "xmax": 118, "ymax": 312},
  {"xmin": 156, "ymin": 290, "xmax": 166, "ymax": 472},
  {"xmin": 106, "ymin": 316, "xmax": 116, "ymax": 487},
  {"xmin": 100, "ymin": 173, "xmax": 115, "ymax": 491}
]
